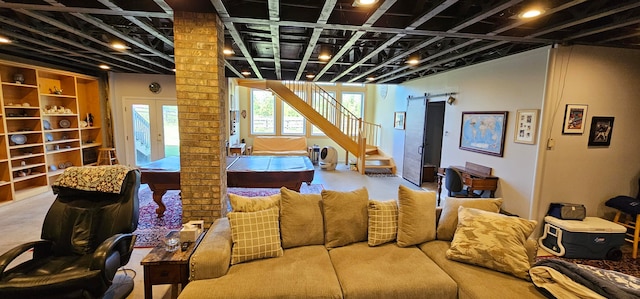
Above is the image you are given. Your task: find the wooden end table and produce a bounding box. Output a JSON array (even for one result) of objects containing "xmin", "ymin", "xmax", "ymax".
[
  {"xmin": 140, "ymin": 230, "xmax": 207, "ymax": 299},
  {"xmin": 228, "ymin": 143, "xmax": 246, "ymax": 156}
]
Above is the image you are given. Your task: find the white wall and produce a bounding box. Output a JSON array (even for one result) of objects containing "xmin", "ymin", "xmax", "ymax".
[
  {"xmin": 391, "ymin": 47, "xmax": 551, "ymax": 217},
  {"xmin": 534, "ymin": 45, "xmax": 640, "ymax": 221},
  {"xmin": 108, "ymin": 73, "xmax": 177, "ymax": 166}
]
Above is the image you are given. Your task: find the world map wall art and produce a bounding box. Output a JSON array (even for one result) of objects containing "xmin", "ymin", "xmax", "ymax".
[{"xmin": 459, "ymin": 111, "xmax": 509, "ymax": 157}]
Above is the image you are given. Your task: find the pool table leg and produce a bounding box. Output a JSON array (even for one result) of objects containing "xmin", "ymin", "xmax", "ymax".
[{"xmin": 151, "ymin": 187, "xmax": 167, "ymax": 217}]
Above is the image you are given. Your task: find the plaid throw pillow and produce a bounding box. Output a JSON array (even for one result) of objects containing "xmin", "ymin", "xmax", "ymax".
[
  {"xmin": 228, "ymin": 206, "xmax": 283, "ymax": 265},
  {"xmin": 367, "ymin": 200, "xmax": 398, "ymax": 246}
]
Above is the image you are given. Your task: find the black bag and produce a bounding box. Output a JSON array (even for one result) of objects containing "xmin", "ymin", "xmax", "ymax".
[{"xmin": 547, "ymin": 203, "xmax": 586, "ymax": 220}]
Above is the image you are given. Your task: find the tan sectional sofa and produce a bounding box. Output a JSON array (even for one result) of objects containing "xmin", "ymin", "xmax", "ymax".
[
  {"xmin": 178, "ymin": 187, "xmax": 545, "ymax": 299},
  {"xmin": 251, "ymin": 136, "xmax": 309, "ymax": 156}
]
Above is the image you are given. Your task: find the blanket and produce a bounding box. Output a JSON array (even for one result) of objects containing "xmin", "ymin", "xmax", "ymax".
[
  {"xmin": 52, "ymin": 165, "xmax": 134, "ymax": 194},
  {"xmin": 530, "ymin": 259, "xmax": 640, "ymax": 299}
]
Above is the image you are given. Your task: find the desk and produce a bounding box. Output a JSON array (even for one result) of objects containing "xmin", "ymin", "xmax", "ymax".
[
  {"xmin": 140, "ymin": 230, "xmax": 206, "ymax": 299},
  {"xmin": 436, "ymin": 162, "xmax": 499, "ymax": 205},
  {"xmin": 229, "ymin": 143, "xmax": 246, "ymax": 156},
  {"xmin": 140, "ymin": 156, "xmax": 315, "ymax": 216}
]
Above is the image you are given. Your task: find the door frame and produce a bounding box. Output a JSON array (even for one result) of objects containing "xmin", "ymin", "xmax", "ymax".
[{"xmin": 122, "ymin": 97, "xmax": 177, "ymax": 166}]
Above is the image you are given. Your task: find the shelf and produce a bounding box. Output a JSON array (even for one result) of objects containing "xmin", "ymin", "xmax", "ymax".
[
  {"xmin": 0, "ymin": 180, "xmax": 10, "ymax": 187},
  {"xmin": 81, "ymin": 126, "xmax": 101, "ymax": 130},
  {"xmin": 8, "ymin": 130, "xmax": 40, "ymax": 134},
  {"xmin": 45, "ymin": 128, "xmax": 78, "ymax": 133},
  {"xmin": 14, "ymin": 185, "xmax": 50, "ymax": 201},
  {"xmin": 42, "ymin": 113, "xmax": 78, "ymax": 117},
  {"xmin": 1, "ymin": 82, "xmax": 38, "ymax": 89},
  {"xmin": 40, "ymin": 93, "xmax": 76, "ymax": 99},
  {"xmin": 11, "ymin": 153, "xmax": 44, "ymax": 160},
  {"xmin": 9, "ymin": 143, "xmax": 43, "ymax": 150},
  {"xmin": 46, "ymin": 138, "xmax": 80, "ymax": 145},
  {"xmin": 81, "ymin": 142, "xmax": 102, "ymax": 148},
  {"xmin": 12, "ymin": 163, "xmax": 46, "ymax": 172},
  {"xmin": 0, "ymin": 158, "xmax": 7, "ymax": 163},
  {"xmin": 12, "ymin": 172, "xmax": 46, "ymax": 182},
  {"xmin": 5, "ymin": 116, "xmax": 40, "ymax": 120},
  {"xmin": 46, "ymin": 147, "xmax": 80, "ymax": 154},
  {"xmin": 47, "ymin": 169, "xmax": 65, "ymax": 177}
]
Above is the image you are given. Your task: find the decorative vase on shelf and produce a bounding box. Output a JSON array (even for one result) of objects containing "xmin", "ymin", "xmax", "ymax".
[{"xmin": 13, "ymin": 73, "xmax": 24, "ymax": 84}]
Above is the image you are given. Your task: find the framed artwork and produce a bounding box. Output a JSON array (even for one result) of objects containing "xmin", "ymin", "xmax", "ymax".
[
  {"xmin": 394, "ymin": 111, "xmax": 405, "ymax": 130},
  {"xmin": 588, "ymin": 116, "xmax": 614, "ymax": 146},
  {"xmin": 459, "ymin": 111, "xmax": 509, "ymax": 157},
  {"xmin": 514, "ymin": 109, "xmax": 539, "ymax": 144},
  {"xmin": 562, "ymin": 104, "xmax": 588, "ymax": 134}
]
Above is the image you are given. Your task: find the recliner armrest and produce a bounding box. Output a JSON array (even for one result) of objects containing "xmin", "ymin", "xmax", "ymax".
[
  {"xmin": 189, "ymin": 218, "xmax": 232, "ymax": 281},
  {"xmin": 90, "ymin": 233, "xmax": 135, "ymax": 281},
  {"xmin": 0, "ymin": 240, "xmax": 52, "ymax": 277}
]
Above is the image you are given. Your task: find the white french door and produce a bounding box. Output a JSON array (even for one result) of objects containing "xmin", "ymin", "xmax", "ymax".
[{"xmin": 123, "ymin": 99, "xmax": 179, "ymax": 166}]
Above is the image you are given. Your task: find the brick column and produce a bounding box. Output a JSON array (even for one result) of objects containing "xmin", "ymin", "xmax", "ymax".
[{"xmin": 173, "ymin": 12, "xmax": 227, "ymax": 226}]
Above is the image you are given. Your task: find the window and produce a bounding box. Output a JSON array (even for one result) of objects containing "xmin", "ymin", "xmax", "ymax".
[
  {"xmin": 282, "ymin": 103, "xmax": 305, "ymax": 134},
  {"xmin": 341, "ymin": 92, "xmax": 364, "ymax": 118},
  {"xmin": 251, "ymin": 89, "xmax": 275, "ymax": 134},
  {"xmin": 311, "ymin": 91, "xmax": 336, "ymax": 135}
]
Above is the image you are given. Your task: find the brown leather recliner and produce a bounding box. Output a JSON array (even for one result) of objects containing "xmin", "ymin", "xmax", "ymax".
[{"xmin": 0, "ymin": 168, "xmax": 140, "ymax": 299}]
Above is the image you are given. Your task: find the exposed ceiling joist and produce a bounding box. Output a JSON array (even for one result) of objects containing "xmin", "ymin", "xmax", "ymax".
[{"xmin": 295, "ymin": 0, "xmax": 337, "ymax": 80}]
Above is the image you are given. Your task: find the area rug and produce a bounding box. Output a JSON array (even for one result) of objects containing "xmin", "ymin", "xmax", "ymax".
[
  {"xmin": 133, "ymin": 184, "xmax": 324, "ymax": 248},
  {"xmin": 536, "ymin": 246, "xmax": 640, "ymax": 278},
  {"xmin": 364, "ymin": 168, "xmax": 397, "ymax": 177}
]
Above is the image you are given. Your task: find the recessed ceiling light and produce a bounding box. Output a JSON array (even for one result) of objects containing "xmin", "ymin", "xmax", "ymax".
[
  {"xmin": 111, "ymin": 42, "xmax": 129, "ymax": 50},
  {"xmin": 241, "ymin": 70, "xmax": 251, "ymax": 76},
  {"xmin": 172, "ymin": 68, "xmax": 176, "ymax": 72},
  {"xmin": 0, "ymin": 36, "xmax": 11, "ymax": 44},
  {"xmin": 306, "ymin": 73, "xmax": 315, "ymax": 79},
  {"xmin": 519, "ymin": 7, "xmax": 545, "ymax": 19},
  {"xmin": 99, "ymin": 64, "xmax": 111, "ymax": 70},
  {"xmin": 366, "ymin": 76, "xmax": 375, "ymax": 81},
  {"xmin": 223, "ymin": 48, "xmax": 235, "ymax": 55},
  {"xmin": 406, "ymin": 58, "xmax": 419, "ymax": 65}
]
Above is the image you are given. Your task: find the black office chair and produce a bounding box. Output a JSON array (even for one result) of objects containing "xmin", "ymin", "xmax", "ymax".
[
  {"xmin": 445, "ymin": 167, "xmax": 484, "ymax": 198},
  {"xmin": 0, "ymin": 166, "xmax": 140, "ymax": 299}
]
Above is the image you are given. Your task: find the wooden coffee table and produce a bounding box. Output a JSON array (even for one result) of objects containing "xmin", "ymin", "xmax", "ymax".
[{"xmin": 140, "ymin": 230, "xmax": 207, "ymax": 299}]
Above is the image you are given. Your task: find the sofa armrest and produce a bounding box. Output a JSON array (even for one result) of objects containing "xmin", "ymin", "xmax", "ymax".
[{"xmin": 189, "ymin": 217, "xmax": 232, "ymax": 281}]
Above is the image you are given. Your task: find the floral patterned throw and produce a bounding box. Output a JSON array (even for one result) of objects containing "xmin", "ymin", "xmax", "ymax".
[{"xmin": 53, "ymin": 165, "xmax": 134, "ymax": 194}]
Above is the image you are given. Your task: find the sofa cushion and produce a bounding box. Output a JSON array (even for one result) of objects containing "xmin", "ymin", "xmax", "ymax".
[
  {"xmin": 419, "ymin": 240, "xmax": 546, "ymax": 298},
  {"xmin": 229, "ymin": 193, "xmax": 280, "ymax": 212},
  {"xmin": 367, "ymin": 199, "xmax": 398, "ymax": 246},
  {"xmin": 322, "ymin": 187, "xmax": 369, "ymax": 249},
  {"xmin": 437, "ymin": 197, "xmax": 502, "ymax": 241},
  {"xmin": 228, "ymin": 207, "xmax": 283, "ymax": 265},
  {"xmin": 279, "ymin": 187, "xmax": 324, "ymax": 249},
  {"xmin": 397, "ymin": 185, "xmax": 436, "ymax": 247},
  {"xmin": 179, "ymin": 245, "xmax": 342, "ymax": 299},
  {"xmin": 446, "ymin": 207, "xmax": 537, "ymax": 280},
  {"xmin": 329, "ymin": 242, "xmax": 457, "ymax": 299}
]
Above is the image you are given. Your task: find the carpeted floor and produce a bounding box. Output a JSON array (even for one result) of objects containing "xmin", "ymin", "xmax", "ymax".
[
  {"xmin": 133, "ymin": 184, "xmax": 324, "ymax": 248},
  {"xmin": 536, "ymin": 245, "xmax": 640, "ymax": 277}
]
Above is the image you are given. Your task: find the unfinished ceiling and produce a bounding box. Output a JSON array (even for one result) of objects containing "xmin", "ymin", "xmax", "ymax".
[{"xmin": 0, "ymin": 0, "xmax": 638, "ymax": 83}]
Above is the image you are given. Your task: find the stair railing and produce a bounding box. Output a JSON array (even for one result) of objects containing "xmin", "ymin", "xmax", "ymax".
[{"xmin": 280, "ymin": 81, "xmax": 380, "ymax": 148}]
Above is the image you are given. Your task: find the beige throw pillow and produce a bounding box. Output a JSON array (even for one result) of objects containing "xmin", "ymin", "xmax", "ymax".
[
  {"xmin": 228, "ymin": 206, "xmax": 283, "ymax": 265},
  {"xmin": 436, "ymin": 197, "xmax": 502, "ymax": 241},
  {"xmin": 397, "ymin": 185, "xmax": 436, "ymax": 247},
  {"xmin": 279, "ymin": 187, "xmax": 324, "ymax": 249},
  {"xmin": 229, "ymin": 193, "xmax": 280, "ymax": 212},
  {"xmin": 446, "ymin": 207, "xmax": 537, "ymax": 280},
  {"xmin": 367, "ymin": 200, "xmax": 398, "ymax": 246},
  {"xmin": 322, "ymin": 187, "xmax": 369, "ymax": 249}
]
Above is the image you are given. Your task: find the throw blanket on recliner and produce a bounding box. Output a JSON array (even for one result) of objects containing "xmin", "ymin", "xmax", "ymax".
[
  {"xmin": 530, "ymin": 259, "xmax": 640, "ymax": 299},
  {"xmin": 53, "ymin": 165, "xmax": 134, "ymax": 194}
]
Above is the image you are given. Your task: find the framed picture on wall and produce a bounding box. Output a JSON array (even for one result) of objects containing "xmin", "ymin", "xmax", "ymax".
[
  {"xmin": 562, "ymin": 104, "xmax": 588, "ymax": 134},
  {"xmin": 588, "ymin": 116, "xmax": 614, "ymax": 146},
  {"xmin": 459, "ymin": 111, "xmax": 509, "ymax": 157},
  {"xmin": 394, "ymin": 111, "xmax": 405, "ymax": 130},
  {"xmin": 514, "ymin": 109, "xmax": 539, "ymax": 144}
]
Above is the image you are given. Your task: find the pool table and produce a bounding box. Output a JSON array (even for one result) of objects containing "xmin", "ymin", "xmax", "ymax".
[{"xmin": 139, "ymin": 155, "xmax": 315, "ymax": 216}]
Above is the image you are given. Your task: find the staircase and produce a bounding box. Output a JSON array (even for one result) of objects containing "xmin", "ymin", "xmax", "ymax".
[{"xmin": 236, "ymin": 79, "xmax": 396, "ymax": 175}]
